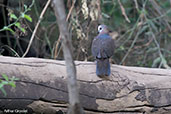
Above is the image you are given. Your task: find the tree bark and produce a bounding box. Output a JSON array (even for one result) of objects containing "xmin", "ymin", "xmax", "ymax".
[
  {"xmin": 52, "ymin": 0, "xmax": 84, "ymax": 114},
  {"xmin": 0, "ymin": 56, "xmax": 171, "ymax": 114}
]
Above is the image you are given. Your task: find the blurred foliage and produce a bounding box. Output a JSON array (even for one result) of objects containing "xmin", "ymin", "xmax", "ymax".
[
  {"xmin": 0, "ymin": 74, "xmax": 19, "ymax": 96},
  {"xmin": 0, "ymin": 0, "xmax": 33, "ymax": 36},
  {"xmin": 0, "ymin": 0, "xmax": 170, "ymax": 68}
]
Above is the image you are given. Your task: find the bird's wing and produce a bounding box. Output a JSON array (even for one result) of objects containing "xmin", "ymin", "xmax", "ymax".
[
  {"xmin": 91, "ymin": 35, "xmax": 115, "ymax": 59},
  {"xmin": 102, "ymin": 37, "xmax": 115, "ymax": 58},
  {"xmin": 91, "ymin": 36, "xmax": 101, "ymax": 58}
]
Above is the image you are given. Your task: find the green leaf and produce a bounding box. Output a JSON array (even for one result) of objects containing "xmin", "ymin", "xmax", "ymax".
[
  {"xmin": 0, "ymin": 83, "xmax": 3, "ymax": 88},
  {"xmin": 120, "ymin": 46, "xmax": 125, "ymax": 50},
  {"xmin": 1, "ymin": 81, "xmax": 8, "ymax": 85},
  {"xmin": 0, "ymin": 87, "xmax": 7, "ymax": 96},
  {"xmin": 161, "ymin": 56, "xmax": 167, "ymax": 65},
  {"xmin": 27, "ymin": 8, "xmax": 31, "ymax": 11},
  {"xmin": 15, "ymin": 22, "xmax": 21, "ymax": 28},
  {"xmin": 15, "ymin": 22, "xmax": 26, "ymax": 33},
  {"xmin": 102, "ymin": 13, "xmax": 110, "ymax": 18},
  {"xmin": 152, "ymin": 57, "xmax": 161, "ymax": 67},
  {"xmin": 3, "ymin": 26, "xmax": 15, "ymax": 34},
  {"xmin": 20, "ymin": 27, "xmax": 26, "ymax": 33},
  {"xmin": 7, "ymin": 28, "xmax": 15, "ymax": 34},
  {"xmin": 24, "ymin": 14, "xmax": 32, "ymax": 22},
  {"xmin": 10, "ymin": 13, "xmax": 18, "ymax": 20},
  {"xmin": 24, "ymin": 4, "xmax": 27, "ymax": 10},
  {"xmin": 14, "ymin": 78, "xmax": 19, "ymax": 81},
  {"xmin": 9, "ymin": 81, "xmax": 16, "ymax": 88},
  {"xmin": 11, "ymin": 76, "xmax": 19, "ymax": 81},
  {"xmin": 2, "ymin": 74, "xmax": 8, "ymax": 81}
]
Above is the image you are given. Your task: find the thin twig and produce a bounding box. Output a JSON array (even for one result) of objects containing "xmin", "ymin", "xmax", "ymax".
[
  {"xmin": 134, "ymin": 38, "xmax": 153, "ymax": 49},
  {"xmin": 149, "ymin": 0, "xmax": 171, "ymax": 31},
  {"xmin": 134, "ymin": 0, "xmax": 139, "ymax": 11},
  {"xmin": 66, "ymin": 0, "xmax": 76, "ymax": 21},
  {"xmin": 1, "ymin": 45, "xmax": 20, "ymax": 57},
  {"xmin": 150, "ymin": 29, "xmax": 170, "ymax": 69},
  {"xmin": 120, "ymin": 0, "xmax": 148, "ymax": 65},
  {"xmin": 54, "ymin": 35, "xmax": 61, "ymax": 59},
  {"xmin": 120, "ymin": 27, "xmax": 141, "ymax": 65},
  {"xmin": 143, "ymin": 5, "xmax": 170, "ymax": 69},
  {"xmin": 119, "ymin": 17, "xmax": 140, "ymax": 47},
  {"xmin": 22, "ymin": 0, "xmax": 51, "ymax": 57},
  {"xmin": 150, "ymin": 9, "xmax": 171, "ymax": 21},
  {"xmin": 118, "ymin": 0, "xmax": 131, "ymax": 23}
]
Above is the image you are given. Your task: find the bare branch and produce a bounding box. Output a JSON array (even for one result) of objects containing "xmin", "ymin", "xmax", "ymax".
[{"xmin": 22, "ymin": 0, "xmax": 51, "ymax": 57}]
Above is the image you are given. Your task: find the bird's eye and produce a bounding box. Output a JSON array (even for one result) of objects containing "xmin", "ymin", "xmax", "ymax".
[{"xmin": 98, "ymin": 26, "xmax": 103, "ymax": 33}]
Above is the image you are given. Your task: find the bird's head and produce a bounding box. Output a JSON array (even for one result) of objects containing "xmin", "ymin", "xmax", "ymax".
[{"xmin": 98, "ymin": 25, "xmax": 109, "ymax": 34}]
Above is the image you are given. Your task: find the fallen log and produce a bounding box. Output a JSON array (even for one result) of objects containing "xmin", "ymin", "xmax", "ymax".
[{"xmin": 0, "ymin": 56, "xmax": 171, "ymax": 114}]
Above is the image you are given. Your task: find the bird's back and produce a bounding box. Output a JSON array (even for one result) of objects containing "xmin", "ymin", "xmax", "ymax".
[{"xmin": 92, "ymin": 33, "xmax": 115, "ymax": 59}]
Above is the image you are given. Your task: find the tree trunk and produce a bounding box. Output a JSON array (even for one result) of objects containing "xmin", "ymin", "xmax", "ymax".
[
  {"xmin": 52, "ymin": 0, "xmax": 84, "ymax": 114},
  {"xmin": 0, "ymin": 56, "xmax": 171, "ymax": 114}
]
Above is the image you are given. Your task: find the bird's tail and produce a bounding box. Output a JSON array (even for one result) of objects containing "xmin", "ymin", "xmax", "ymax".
[{"xmin": 96, "ymin": 58, "xmax": 110, "ymax": 77}]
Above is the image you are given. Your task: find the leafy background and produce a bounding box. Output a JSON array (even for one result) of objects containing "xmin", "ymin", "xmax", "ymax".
[{"xmin": 0, "ymin": 0, "xmax": 170, "ymax": 68}]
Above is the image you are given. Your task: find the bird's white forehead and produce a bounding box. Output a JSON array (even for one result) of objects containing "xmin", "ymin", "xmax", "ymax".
[
  {"xmin": 98, "ymin": 25, "xmax": 102, "ymax": 31},
  {"xmin": 98, "ymin": 25, "xmax": 107, "ymax": 33},
  {"xmin": 98, "ymin": 25, "xmax": 104, "ymax": 29}
]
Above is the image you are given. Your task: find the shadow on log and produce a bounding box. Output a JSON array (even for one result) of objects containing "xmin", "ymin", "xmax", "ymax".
[{"xmin": 0, "ymin": 56, "xmax": 171, "ymax": 114}]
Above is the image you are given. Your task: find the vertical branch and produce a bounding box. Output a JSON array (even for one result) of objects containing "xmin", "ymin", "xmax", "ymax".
[
  {"xmin": 52, "ymin": 0, "xmax": 84, "ymax": 114},
  {"xmin": 53, "ymin": 0, "xmax": 76, "ymax": 59}
]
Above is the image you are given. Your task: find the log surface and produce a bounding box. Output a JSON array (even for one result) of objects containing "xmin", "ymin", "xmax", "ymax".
[{"xmin": 0, "ymin": 56, "xmax": 171, "ymax": 114}]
